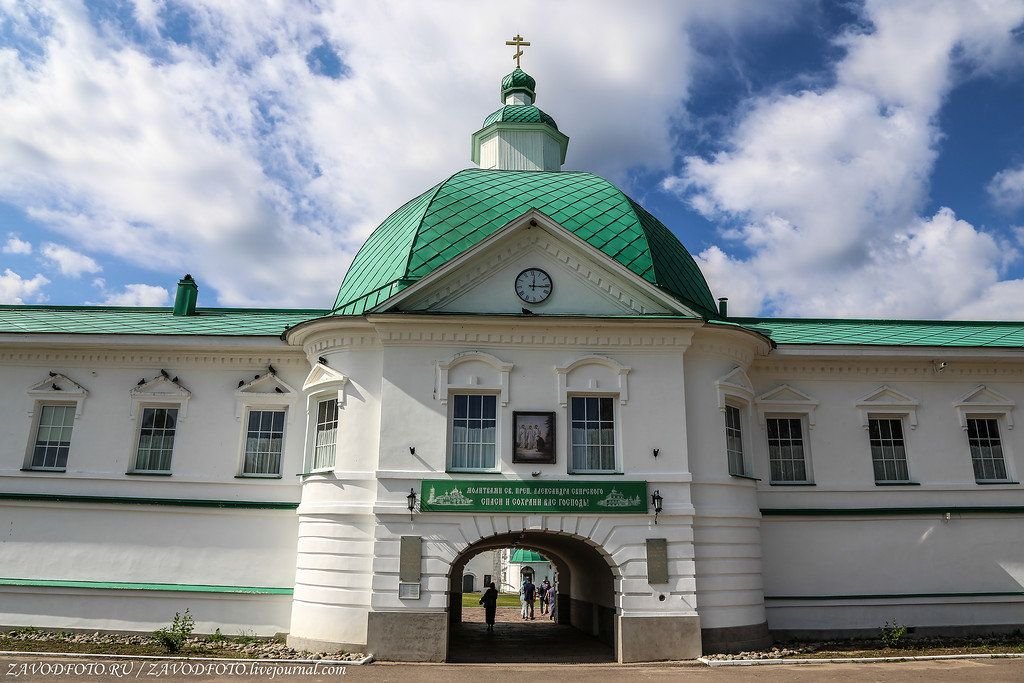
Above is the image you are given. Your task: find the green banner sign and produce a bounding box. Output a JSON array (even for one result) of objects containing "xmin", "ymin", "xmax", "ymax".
[{"xmin": 419, "ymin": 480, "xmax": 648, "ymax": 514}]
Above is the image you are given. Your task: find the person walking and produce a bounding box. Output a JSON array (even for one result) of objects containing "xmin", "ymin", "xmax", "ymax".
[
  {"xmin": 538, "ymin": 579, "xmax": 548, "ymax": 615},
  {"xmin": 548, "ymin": 581, "xmax": 557, "ymax": 621},
  {"xmin": 519, "ymin": 581, "xmax": 529, "ymax": 620},
  {"xmin": 479, "ymin": 581, "xmax": 499, "ymax": 632},
  {"xmin": 523, "ymin": 577, "xmax": 536, "ymax": 620}
]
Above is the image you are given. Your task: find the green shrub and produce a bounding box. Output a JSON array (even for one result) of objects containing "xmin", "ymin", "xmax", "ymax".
[
  {"xmin": 153, "ymin": 609, "xmax": 195, "ymax": 653},
  {"xmin": 205, "ymin": 628, "xmax": 226, "ymax": 643},
  {"xmin": 880, "ymin": 620, "xmax": 908, "ymax": 648}
]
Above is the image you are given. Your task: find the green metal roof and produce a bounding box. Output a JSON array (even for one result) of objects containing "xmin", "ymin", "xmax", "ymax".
[
  {"xmin": 733, "ymin": 318, "xmax": 1024, "ymax": 348},
  {"xmin": 510, "ymin": 549, "xmax": 546, "ymax": 563},
  {"xmin": 0, "ymin": 305, "xmax": 327, "ymax": 336},
  {"xmin": 483, "ymin": 105, "xmax": 558, "ymax": 130},
  {"xmin": 501, "ymin": 67, "xmax": 536, "ymax": 100},
  {"xmin": 333, "ymin": 169, "xmax": 719, "ymax": 317}
]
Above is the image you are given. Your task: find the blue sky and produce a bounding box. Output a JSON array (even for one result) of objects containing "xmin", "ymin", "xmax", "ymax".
[{"xmin": 2, "ymin": 1, "xmax": 1024, "ymax": 319}]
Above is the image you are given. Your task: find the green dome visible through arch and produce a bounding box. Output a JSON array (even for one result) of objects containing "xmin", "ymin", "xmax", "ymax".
[{"xmin": 333, "ymin": 169, "xmax": 718, "ymax": 317}]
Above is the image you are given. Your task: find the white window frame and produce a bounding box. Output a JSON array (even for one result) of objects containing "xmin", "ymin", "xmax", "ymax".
[
  {"xmin": 235, "ymin": 371, "xmax": 297, "ymax": 478},
  {"xmin": 301, "ymin": 361, "xmax": 349, "ymax": 475},
  {"xmin": 238, "ymin": 407, "xmax": 289, "ymax": 478},
  {"xmin": 24, "ymin": 401, "xmax": 78, "ymax": 472},
  {"xmin": 447, "ymin": 390, "xmax": 501, "ymax": 473},
  {"xmin": 566, "ymin": 392, "xmax": 621, "ymax": 474},
  {"xmin": 964, "ymin": 414, "xmax": 1015, "ymax": 484},
  {"xmin": 716, "ymin": 367, "xmax": 755, "ymax": 478},
  {"xmin": 764, "ymin": 413, "xmax": 814, "ymax": 485},
  {"xmin": 866, "ymin": 414, "xmax": 913, "ymax": 484},
  {"xmin": 129, "ymin": 403, "xmax": 181, "ymax": 474}
]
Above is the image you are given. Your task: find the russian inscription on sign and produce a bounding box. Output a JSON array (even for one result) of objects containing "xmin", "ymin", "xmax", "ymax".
[{"xmin": 419, "ymin": 480, "xmax": 648, "ymax": 513}]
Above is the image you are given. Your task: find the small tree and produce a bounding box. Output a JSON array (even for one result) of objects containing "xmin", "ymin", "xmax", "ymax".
[
  {"xmin": 880, "ymin": 620, "xmax": 908, "ymax": 648},
  {"xmin": 153, "ymin": 609, "xmax": 195, "ymax": 653}
]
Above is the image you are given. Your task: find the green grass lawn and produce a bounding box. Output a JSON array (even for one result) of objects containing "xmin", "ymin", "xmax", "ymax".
[{"xmin": 462, "ymin": 592, "xmax": 521, "ymax": 608}]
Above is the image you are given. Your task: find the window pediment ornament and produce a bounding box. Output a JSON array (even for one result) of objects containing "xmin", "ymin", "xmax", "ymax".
[
  {"xmin": 437, "ymin": 351, "xmax": 513, "ymax": 406},
  {"xmin": 855, "ymin": 385, "xmax": 919, "ymax": 430},
  {"xmin": 234, "ymin": 370, "xmax": 298, "ymax": 418},
  {"xmin": 302, "ymin": 362, "xmax": 349, "ymax": 405},
  {"xmin": 755, "ymin": 384, "xmax": 818, "ymax": 428},
  {"xmin": 129, "ymin": 373, "xmax": 191, "ymax": 419},
  {"xmin": 715, "ymin": 366, "xmax": 754, "ymax": 410},
  {"xmin": 555, "ymin": 354, "xmax": 631, "ymax": 407},
  {"xmin": 27, "ymin": 372, "xmax": 89, "ymax": 418},
  {"xmin": 954, "ymin": 384, "xmax": 1015, "ymax": 431}
]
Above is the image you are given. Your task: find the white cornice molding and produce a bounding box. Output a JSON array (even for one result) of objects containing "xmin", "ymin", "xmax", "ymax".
[
  {"xmin": 437, "ymin": 351, "xmax": 514, "ymax": 406},
  {"xmin": 26, "ymin": 372, "xmax": 89, "ymax": 418},
  {"xmin": 855, "ymin": 385, "xmax": 920, "ymax": 429},
  {"xmin": 752, "ymin": 360, "xmax": 1024, "ymax": 378},
  {"xmin": 755, "ymin": 384, "xmax": 819, "ymax": 428},
  {"xmin": 0, "ymin": 349, "xmax": 306, "ymax": 367},
  {"xmin": 555, "ymin": 354, "xmax": 631, "ymax": 406},
  {"xmin": 954, "ymin": 384, "xmax": 1015, "ymax": 430}
]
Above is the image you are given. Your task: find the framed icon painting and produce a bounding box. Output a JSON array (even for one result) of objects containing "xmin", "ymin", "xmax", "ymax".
[{"xmin": 512, "ymin": 411, "xmax": 556, "ymax": 464}]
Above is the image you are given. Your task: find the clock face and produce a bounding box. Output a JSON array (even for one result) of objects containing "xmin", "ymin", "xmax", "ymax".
[{"xmin": 514, "ymin": 268, "xmax": 553, "ymax": 304}]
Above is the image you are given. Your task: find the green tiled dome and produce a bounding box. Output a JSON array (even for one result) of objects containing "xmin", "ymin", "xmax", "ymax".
[
  {"xmin": 483, "ymin": 105, "xmax": 558, "ymax": 130},
  {"xmin": 333, "ymin": 169, "xmax": 718, "ymax": 317},
  {"xmin": 501, "ymin": 67, "xmax": 536, "ymax": 100}
]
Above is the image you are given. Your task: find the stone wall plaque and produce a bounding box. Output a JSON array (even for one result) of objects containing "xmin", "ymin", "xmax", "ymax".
[
  {"xmin": 399, "ymin": 536, "xmax": 422, "ymax": 583},
  {"xmin": 646, "ymin": 538, "xmax": 668, "ymax": 584}
]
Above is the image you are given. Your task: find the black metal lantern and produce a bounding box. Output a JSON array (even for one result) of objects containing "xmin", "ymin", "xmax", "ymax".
[
  {"xmin": 407, "ymin": 488, "xmax": 418, "ymax": 520},
  {"xmin": 651, "ymin": 489, "xmax": 664, "ymax": 525}
]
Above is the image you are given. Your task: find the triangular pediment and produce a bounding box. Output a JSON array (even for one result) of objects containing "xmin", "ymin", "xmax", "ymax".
[
  {"xmin": 955, "ymin": 385, "xmax": 1014, "ymax": 407},
  {"xmin": 756, "ymin": 384, "xmax": 817, "ymax": 405},
  {"xmin": 131, "ymin": 373, "xmax": 190, "ymax": 399},
  {"xmin": 27, "ymin": 372, "xmax": 88, "ymax": 398},
  {"xmin": 717, "ymin": 367, "xmax": 754, "ymax": 395},
  {"xmin": 236, "ymin": 371, "xmax": 296, "ymax": 396},
  {"xmin": 856, "ymin": 385, "xmax": 918, "ymax": 407},
  {"xmin": 303, "ymin": 363, "xmax": 349, "ymax": 391},
  {"xmin": 374, "ymin": 212, "xmax": 699, "ymax": 318}
]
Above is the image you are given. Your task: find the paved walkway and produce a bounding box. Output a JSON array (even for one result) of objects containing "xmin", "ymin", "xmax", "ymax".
[{"xmin": 450, "ymin": 609, "xmax": 613, "ymax": 663}]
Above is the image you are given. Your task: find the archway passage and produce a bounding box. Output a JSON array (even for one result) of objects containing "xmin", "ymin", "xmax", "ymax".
[{"xmin": 447, "ymin": 530, "xmax": 616, "ymax": 663}]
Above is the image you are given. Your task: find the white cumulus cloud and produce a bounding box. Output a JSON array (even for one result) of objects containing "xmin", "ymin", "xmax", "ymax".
[
  {"xmin": 102, "ymin": 283, "xmax": 170, "ymax": 307},
  {"xmin": 40, "ymin": 243, "xmax": 102, "ymax": 277},
  {"xmin": 2, "ymin": 235, "xmax": 32, "ymax": 254},
  {"xmin": 988, "ymin": 165, "xmax": 1024, "ymax": 212},
  {"xmin": 0, "ymin": 269, "xmax": 49, "ymax": 304},
  {"xmin": 665, "ymin": 0, "xmax": 1024, "ymax": 319}
]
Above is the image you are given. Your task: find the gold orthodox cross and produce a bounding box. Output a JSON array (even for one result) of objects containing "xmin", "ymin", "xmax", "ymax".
[{"xmin": 505, "ymin": 34, "xmax": 531, "ymax": 68}]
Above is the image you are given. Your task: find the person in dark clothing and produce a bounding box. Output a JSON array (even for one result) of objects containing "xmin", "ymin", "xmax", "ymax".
[
  {"xmin": 523, "ymin": 578, "xmax": 536, "ymax": 620},
  {"xmin": 479, "ymin": 581, "xmax": 499, "ymax": 631}
]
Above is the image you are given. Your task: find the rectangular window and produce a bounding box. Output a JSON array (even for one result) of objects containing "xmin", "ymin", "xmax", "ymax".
[
  {"xmin": 450, "ymin": 394, "xmax": 497, "ymax": 470},
  {"xmin": 31, "ymin": 404, "xmax": 75, "ymax": 470},
  {"xmin": 725, "ymin": 404, "xmax": 746, "ymax": 476},
  {"xmin": 570, "ymin": 396, "xmax": 615, "ymax": 472},
  {"xmin": 766, "ymin": 417, "xmax": 809, "ymax": 483},
  {"xmin": 134, "ymin": 407, "xmax": 178, "ymax": 472},
  {"xmin": 967, "ymin": 417, "xmax": 1008, "ymax": 482},
  {"xmin": 313, "ymin": 398, "xmax": 338, "ymax": 471},
  {"xmin": 243, "ymin": 409, "xmax": 285, "ymax": 476},
  {"xmin": 868, "ymin": 417, "xmax": 910, "ymax": 482}
]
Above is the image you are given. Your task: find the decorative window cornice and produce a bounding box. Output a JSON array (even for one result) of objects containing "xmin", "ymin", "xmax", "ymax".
[
  {"xmin": 555, "ymin": 354, "xmax": 631, "ymax": 406},
  {"xmin": 755, "ymin": 384, "xmax": 818, "ymax": 428},
  {"xmin": 302, "ymin": 362, "xmax": 349, "ymax": 406},
  {"xmin": 716, "ymin": 366, "xmax": 754, "ymax": 410},
  {"xmin": 437, "ymin": 350, "xmax": 513, "ymax": 406},
  {"xmin": 27, "ymin": 373, "xmax": 89, "ymax": 418},
  {"xmin": 855, "ymin": 385, "xmax": 920, "ymax": 429},
  {"xmin": 234, "ymin": 370, "xmax": 297, "ymax": 418},
  {"xmin": 954, "ymin": 385, "xmax": 1015, "ymax": 430},
  {"xmin": 129, "ymin": 372, "xmax": 191, "ymax": 419}
]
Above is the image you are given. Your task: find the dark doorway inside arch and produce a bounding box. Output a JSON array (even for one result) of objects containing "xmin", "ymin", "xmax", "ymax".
[
  {"xmin": 446, "ymin": 530, "xmax": 616, "ymax": 664},
  {"xmin": 462, "ymin": 573, "xmax": 475, "ymax": 593}
]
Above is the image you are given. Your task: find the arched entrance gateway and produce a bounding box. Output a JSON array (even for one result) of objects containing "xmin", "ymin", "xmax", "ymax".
[{"xmin": 446, "ymin": 531, "xmax": 618, "ymax": 663}]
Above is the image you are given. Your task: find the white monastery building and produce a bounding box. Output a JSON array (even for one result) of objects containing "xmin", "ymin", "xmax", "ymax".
[{"xmin": 1, "ymin": 51, "xmax": 1023, "ymax": 663}]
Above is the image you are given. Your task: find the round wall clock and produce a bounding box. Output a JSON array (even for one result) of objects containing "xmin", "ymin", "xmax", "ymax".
[{"xmin": 514, "ymin": 268, "xmax": 553, "ymax": 304}]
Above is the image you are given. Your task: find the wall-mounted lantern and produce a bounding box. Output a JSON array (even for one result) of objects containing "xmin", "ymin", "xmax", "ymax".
[
  {"xmin": 407, "ymin": 488, "xmax": 418, "ymax": 521},
  {"xmin": 651, "ymin": 490, "xmax": 664, "ymax": 525}
]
